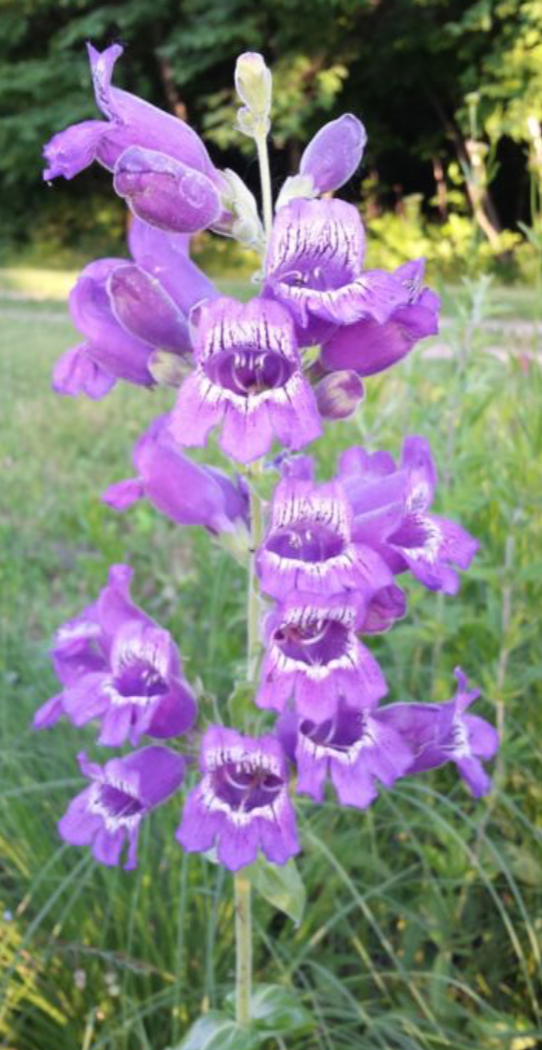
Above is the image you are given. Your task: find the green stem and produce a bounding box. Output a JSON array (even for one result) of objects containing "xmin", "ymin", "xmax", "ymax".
[
  {"xmin": 234, "ymin": 463, "xmax": 265, "ymax": 1026},
  {"xmin": 234, "ymin": 872, "xmax": 253, "ymax": 1025},
  {"xmin": 256, "ymin": 130, "xmax": 273, "ymax": 243}
]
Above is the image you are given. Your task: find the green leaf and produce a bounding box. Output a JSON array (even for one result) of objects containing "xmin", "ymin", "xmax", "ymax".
[
  {"xmin": 246, "ymin": 855, "xmax": 306, "ymax": 925},
  {"xmin": 168, "ymin": 1011, "xmax": 261, "ymax": 1050},
  {"xmin": 226, "ymin": 984, "xmax": 314, "ymax": 1036}
]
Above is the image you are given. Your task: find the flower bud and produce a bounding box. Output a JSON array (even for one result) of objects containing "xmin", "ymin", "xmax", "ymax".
[
  {"xmin": 315, "ymin": 370, "xmax": 364, "ymax": 420},
  {"xmin": 235, "ymin": 52, "xmax": 272, "ymax": 116}
]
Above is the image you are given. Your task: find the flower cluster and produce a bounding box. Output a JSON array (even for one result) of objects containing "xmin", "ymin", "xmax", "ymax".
[{"xmin": 37, "ymin": 45, "xmax": 498, "ymax": 873}]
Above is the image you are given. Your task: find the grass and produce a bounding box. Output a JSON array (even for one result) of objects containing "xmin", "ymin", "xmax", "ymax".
[{"xmin": 1, "ymin": 278, "xmax": 542, "ymax": 1049}]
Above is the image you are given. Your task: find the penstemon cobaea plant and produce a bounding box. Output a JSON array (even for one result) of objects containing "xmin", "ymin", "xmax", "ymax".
[{"xmin": 37, "ymin": 47, "xmax": 499, "ymax": 1046}]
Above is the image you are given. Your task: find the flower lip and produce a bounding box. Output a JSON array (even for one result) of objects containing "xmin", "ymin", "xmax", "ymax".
[
  {"xmin": 203, "ymin": 743, "xmax": 287, "ymax": 823},
  {"xmin": 272, "ymin": 600, "xmax": 356, "ymax": 667},
  {"xmin": 206, "ymin": 348, "xmax": 294, "ymax": 397},
  {"xmin": 113, "ymin": 658, "xmax": 169, "ymax": 701},
  {"xmin": 89, "ymin": 778, "xmax": 145, "ymax": 830},
  {"xmin": 266, "ymin": 520, "xmax": 346, "ymax": 564},
  {"xmin": 299, "ymin": 707, "xmax": 370, "ymax": 759}
]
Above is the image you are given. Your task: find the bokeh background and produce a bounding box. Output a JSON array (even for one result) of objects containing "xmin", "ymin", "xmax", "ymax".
[{"xmin": 1, "ymin": 2, "xmax": 542, "ymax": 1049}]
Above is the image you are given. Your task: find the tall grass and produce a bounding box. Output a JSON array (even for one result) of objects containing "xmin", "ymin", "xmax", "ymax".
[{"xmin": 1, "ymin": 279, "xmax": 541, "ymax": 1049}]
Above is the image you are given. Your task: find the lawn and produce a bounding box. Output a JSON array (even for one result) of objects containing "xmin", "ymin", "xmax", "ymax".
[{"xmin": 1, "ymin": 279, "xmax": 542, "ymax": 1050}]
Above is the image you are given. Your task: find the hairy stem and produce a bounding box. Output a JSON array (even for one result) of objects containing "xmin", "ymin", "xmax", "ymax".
[
  {"xmin": 256, "ymin": 130, "xmax": 274, "ymax": 243},
  {"xmin": 234, "ymin": 872, "xmax": 253, "ymax": 1025}
]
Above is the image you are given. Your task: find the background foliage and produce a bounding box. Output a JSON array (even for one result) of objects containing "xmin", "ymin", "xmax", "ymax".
[{"xmin": 1, "ymin": 0, "xmax": 542, "ymax": 277}]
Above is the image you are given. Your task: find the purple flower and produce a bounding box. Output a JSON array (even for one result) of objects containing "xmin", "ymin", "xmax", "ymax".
[
  {"xmin": 256, "ymin": 474, "xmax": 393, "ymax": 599},
  {"xmin": 257, "ymin": 592, "xmax": 387, "ymax": 720},
  {"xmin": 378, "ymin": 669, "xmax": 499, "ymax": 797},
  {"xmin": 320, "ymin": 259, "xmax": 440, "ymax": 376},
  {"xmin": 299, "ymin": 114, "xmax": 367, "ymax": 195},
  {"xmin": 33, "ymin": 565, "xmax": 196, "ymax": 746},
  {"xmin": 168, "ymin": 297, "xmax": 322, "ymax": 464},
  {"xmin": 43, "ymin": 44, "xmax": 224, "ymax": 234},
  {"xmin": 177, "ymin": 727, "xmax": 299, "ymax": 871},
  {"xmin": 58, "ymin": 747, "xmax": 185, "ymax": 869},
  {"xmin": 53, "ymin": 220, "xmax": 217, "ymax": 398},
  {"xmin": 103, "ymin": 414, "xmax": 249, "ymax": 535},
  {"xmin": 339, "ymin": 436, "xmax": 478, "ymax": 594},
  {"xmin": 265, "ymin": 199, "xmax": 409, "ymax": 346},
  {"xmin": 277, "ymin": 701, "xmax": 412, "ymax": 809}
]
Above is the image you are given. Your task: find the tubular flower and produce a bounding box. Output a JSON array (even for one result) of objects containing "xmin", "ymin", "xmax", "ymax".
[
  {"xmin": 53, "ymin": 220, "xmax": 217, "ymax": 398},
  {"xmin": 277, "ymin": 702, "xmax": 412, "ymax": 808},
  {"xmin": 378, "ymin": 668, "xmax": 499, "ymax": 797},
  {"xmin": 177, "ymin": 727, "xmax": 299, "ymax": 871},
  {"xmin": 43, "ymin": 44, "xmax": 225, "ymax": 234},
  {"xmin": 265, "ymin": 198, "xmax": 409, "ymax": 346},
  {"xmin": 320, "ymin": 259, "xmax": 440, "ymax": 377},
  {"xmin": 34, "ymin": 565, "xmax": 196, "ymax": 746},
  {"xmin": 59, "ymin": 747, "xmax": 185, "ymax": 869},
  {"xmin": 257, "ymin": 475, "xmax": 393, "ymax": 599},
  {"xmin": 256, "ymin": 592, "xmax": 387, "ymax": 720},
  {"xmin": 339, "ymin": 436, "xmax": 478, "ymax": 594},
  {"xmin": 103, "ymin": 414, "xmax": 249, "ymax": 535},
  {"xmin": 168, "ymin": 296, "xmax": 321, "ymax": 464}
]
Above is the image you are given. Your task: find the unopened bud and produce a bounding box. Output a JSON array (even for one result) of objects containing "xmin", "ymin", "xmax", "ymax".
[
  {"xmin": 235, "ymin": 52, "xmax": 272, "ymax": 119},
  {"xmin": 315, "ymin": 370, "xmax": 364, "ymax": 420}
]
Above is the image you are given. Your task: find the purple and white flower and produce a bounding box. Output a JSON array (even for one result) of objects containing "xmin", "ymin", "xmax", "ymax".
[
  {"xmin": 278, "ymin": 701, "xmax": 412, "ymax": 808},
  {"xmin": 320, "ymin": 259, "xmax": 440, "ymax": 377},
  {"xmin": 257, "ymin": 592, "xmax": 387, "ymax": 720},
  {"xmin": 34, "ymin": 565, "xmax": 196, "ymax": 746},
  {"xmin": 177, "ymin": 727, "xmax": 299, "ymax": 871},
  {"xmin": 53, "ymin": 220, "xmax": 217, "ymax": 398},
  {"xmin": 168, "ymin": 296, "xmax": 322, "ymax": 464},
  {"xmin": 59, "ymin": 747, "xmax": 184, "ymax": 869},
  {"xmin": 43, "ymin": 44, "xmax": 225, "ymax": 234},
  {"xmin": 103, "ymin": 414, "xmax": 249, "ymax": 535},
  {"xmin": 265, "ymin": 198, "xmax": 409, "ymax": 346},
  {"xmin": 340, "ymin": 436, "xmax": 478, "ymax": 594},
  {"xmin": 378, "ymin": 668, "xmax": 499, "ymax": 797},
  {"xmin": 257, "ymin": 474, "xmax": 393, "ymax": 599}
]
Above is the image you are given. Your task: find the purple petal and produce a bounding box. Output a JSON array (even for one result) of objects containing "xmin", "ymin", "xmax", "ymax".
[
  {"xmin": 62, "ymin": 673, "xmax": 110, "ymax": 726},
  {"xmin": 455, "ymin": 756, "xmax": 492, "ymax": 798},
  {"xmin": 87, "ymin": 44, "xmax": 217, "ymax": 177},
  {"xmin": 146, "ymin": 681, "xmax": 197, "ymax": 740},
  {"xmin": 110, "ymin": 746, "xmax": 185, "ymax": 808},
  {"xmin": 300, "ymin": 114, "xmax": 367, "ymax": 194},
  {"xmin": 128, "ymin": 218, "xmax": 218, "ymax": 315},
  {"xmin": 176, "ymin": 787, "xmax": 222, "ymax": 852},
  {"xmin": 43, "ymin": 120, "xmax": 109, "ymax": 180},
  {"xmin": 217, "ymin": 821, "xmax": 260, "ymax": 872},
  {"xmin": 69, "ymin": 261, "xmax": 154, "ymax": 386},
  {"xmin": 330, "ymin": 761, "xmax": 378, "ymax": 809},
  {"xmin": 52, "ymin": 344, "xmax": 116, "ymax": 400},
  {"xmin": 92, "ymin": 826, "xmax": 125, "ymax": 866},
  {"xmin": 258, "ymin": 803, "xmax": 300, "ymax": 866},
  {"xmin": 33, "ymin": 694, "xmax": 64, "ymax": 730},
  {"xmin": 102, "ymin": 478, "xmax": 144, "ymax": 511},
  {"xmin": 465, "ymin": 714, "xmax": 500, "ymax": 761},
  {"xmin": 114, "ymin": 146, "xmax": 222, "ymax": 234},
  {"xmin": 58, "ymin": 787, "xmax": 101, "ymax": 845},
  {"xmin": 359, "ymin": 584, "xmax": 407, "ymax": 633},
  {"xmin": 107, "ymin": 264, "xmax": 190, "ymax": 354},
  {"xmin": 127, "ymin": 414, "xmax": 248, "ymax": 533}
]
